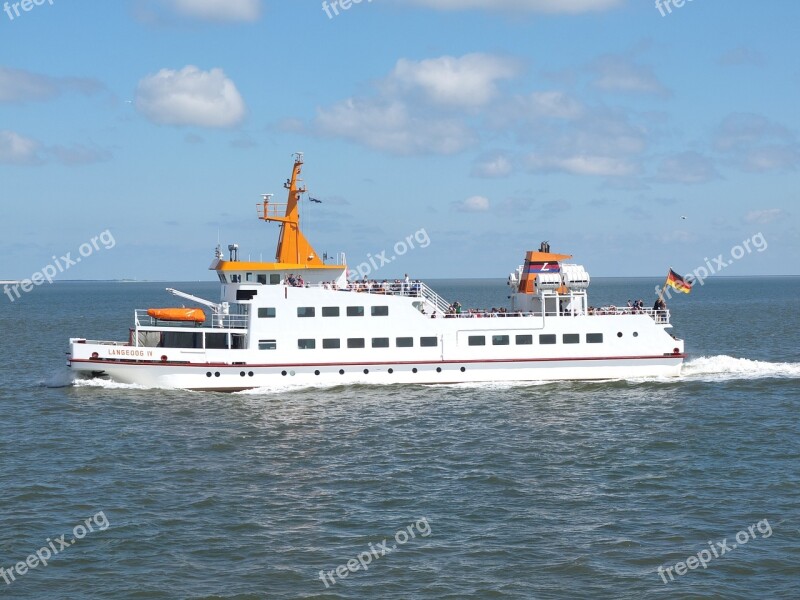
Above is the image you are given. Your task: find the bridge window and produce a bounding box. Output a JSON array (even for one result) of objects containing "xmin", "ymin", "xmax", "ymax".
[
  {"xmin": 205, "ymin": 332, "xmax": 228, "ymax": 349},
  {"xmin": 162, "ymin": 331, "xmax": 202, "ymax": 349},
  {"xmin": 257, "ymin": 274, "xmax": 267, "ymax": 284}
]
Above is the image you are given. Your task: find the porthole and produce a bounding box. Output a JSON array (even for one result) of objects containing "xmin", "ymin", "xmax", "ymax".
[
  {"xmin": 460, "ymin": 367, "xmax": 466, "ymax": 372},
  {"xmin": 206, "ymin": 372, "xmax": 212, "ymax": 378},
  {"xmin": 314, "ymin": 370, "xmax": 320, "ymax": 376},
  {"xmin": 339, "ymin": 369, "xmax": 345, "ymax": 375},
  {"xmin": 240, "ymin": 371, "xmax": 246, "ymax": 377},
  {"xmin": 617, "ymin": 332, "xmax": 623, "ymax": 338},
  {"xmin": 633, "ymin": 332, "xmax": 639, "ymax": 337},
  {"xmin": 388, "ymin": 368, "xmax": 394, "ymax": 374},
  {"xmin": 412, "ymin": 367, "xmax": 418, "ymax": 373},
  {"xmin": 281, "ymin": 370, "xmax": 287, "ymax": 376},
  {"xmin": 214, "ymin": 372, "xmax": 220, "ymax": 377},
  {"xmin": 363, "ymin": 369, "xmax": 369, "ymax": 374},
  {"xmin": 436, "ymin": 367, "xmax": 442, "ymax": 373},
  {"xmin": 248, "ymin": 371, "xmax": 254, "ymax": 377},
  {"xmin": 289, "ymin": 370, "xmax": 296, "ymax": 377}
]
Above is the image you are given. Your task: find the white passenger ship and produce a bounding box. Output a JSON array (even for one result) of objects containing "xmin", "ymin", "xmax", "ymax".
[{"xmin": 68, "ymin": 155, "xmax": 685, "ymax": 391}]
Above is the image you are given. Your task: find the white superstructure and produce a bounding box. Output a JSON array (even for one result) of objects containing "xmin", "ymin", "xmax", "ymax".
[{"xmin": 68, "ymin": 155, "xmax": 685, "ymax": 391}]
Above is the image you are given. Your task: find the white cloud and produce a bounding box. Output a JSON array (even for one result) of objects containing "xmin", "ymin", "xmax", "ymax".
[
  {"xmin": 713, "ymin": 113, "xmax": 792, "ymax": 152},
  {"xmin": 167, "ymin": 0, "xmax": 260, "ymax": 22},
  {"xmin": 527, "ymin": 154, "xmax": 636, "ymax": 177},
  {"xmin": 588, "ymin": 56, "xmax": 669, "ymax": 96},
  {"xmin": 523, "ymin": 91, "xmax": 584, "ymax": 120},
  {"xmin": 49, "ymin": 144, "xmax": 112, "ymax": 166},
  {"xmin": 135, "ymin": 66, "xmax": 246, "ymax": 128},
  {"xmin": 315, "ymin": 99, "xmax": 474, "ymax": 155},
  {"xmin": 745, "ymin": 208, "xmax": 786, "ymax": 224},
  {"xmin": 0, "ymin": 67, "xmax": 103, "ymax": 104},
  {"xmin": 386, "ymin": 54, "xmax": 521, "ymax": 109},
  {"xmin": 713, "ymin": 113, "xmax": 800, "ymax": 172},
  {"xmin": 655, "ymin": 152, "xmax": 719, "ymax": 184},
  {"xmin": 718, "ymin": 46, "xmax": 765, "ymax": 67},
  {"xmin": 396, "ymin": 0, "xmax": 624, "ymax": 14},
  {"xmin": 472, "ymin": 153, "xmax": 513, "ymax": 178},
  {"xmin": 0, "ymin": 130, "xmax": 40, "ymax": 165},
  {"xmin": 453, "ymin": 195, "xmax": 491, "ymax": 212}
]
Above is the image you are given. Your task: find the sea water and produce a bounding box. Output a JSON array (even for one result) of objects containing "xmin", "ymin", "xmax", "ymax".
[{"xmin": 0, "ymin": 278, "xmax": 798, "ymax": 599}]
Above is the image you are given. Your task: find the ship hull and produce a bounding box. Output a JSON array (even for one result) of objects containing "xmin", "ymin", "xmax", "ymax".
[{"xmin": 69, "ymin": 354, "xmax": 684, "ymax": 391}]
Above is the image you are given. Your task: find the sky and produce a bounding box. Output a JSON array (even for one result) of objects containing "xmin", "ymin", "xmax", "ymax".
[{"xmin": 1, "ymin": 0, "xmax": 798, "ymax": 282}]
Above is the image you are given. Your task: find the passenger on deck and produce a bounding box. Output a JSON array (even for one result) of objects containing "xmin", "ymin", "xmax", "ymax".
[{"xmin": 653, "ymin": 297, "xmax": 666, "ymax": 312}]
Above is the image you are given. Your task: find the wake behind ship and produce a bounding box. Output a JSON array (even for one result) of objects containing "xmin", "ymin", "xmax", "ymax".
[{"xmin": 68, "ymin": 154, "xmax": 685, "ymax": 391}]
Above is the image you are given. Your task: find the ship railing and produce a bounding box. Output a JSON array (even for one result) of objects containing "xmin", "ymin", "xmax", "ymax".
[
  {"xmin": 134, "ymin": 310, "xmax": 248, "ymax": 329},
  {"xmin": 418, "ymin": 308, "xmax": 671, "ymax": 322},
  {"xmin": 588, "ymin": 307, "xmax": 670, "ymax": 323},
  {"xmin": 303, "ymin": 281, "xmax": 453, "ymax": 313}
]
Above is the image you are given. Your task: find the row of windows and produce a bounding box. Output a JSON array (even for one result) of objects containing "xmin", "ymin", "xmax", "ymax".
[
  {"xmin": 468, "ymin": 333, "xmax": 604, "ymax": 346},
  {"xmin": 258, "ymin": 306, "xmax": 390, "ymax": 318},
  {"xmin": 220, "ymin": 273, "xmax": 282, "ymax": 285},
  {"xmin": 259, "ymin": 337, "xmax": 439, "ymax": 350},
  {"xmin": 257, "ymin": 333, "xmax": 605, "ymax": 350}
]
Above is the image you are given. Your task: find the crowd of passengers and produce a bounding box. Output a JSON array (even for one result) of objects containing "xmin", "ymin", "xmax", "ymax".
[
  {"xmin": 284, "ymin": 274, "xmax": 663, "ymax": 317},
  {"xmin": 285, "ymin": 273, "xmax": 422, "ymax": 295}
]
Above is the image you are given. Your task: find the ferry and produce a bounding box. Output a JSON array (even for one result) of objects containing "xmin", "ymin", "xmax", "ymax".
[{"xmin": 68, "ymin": 154, "xmax": 685, "ymax": 391}]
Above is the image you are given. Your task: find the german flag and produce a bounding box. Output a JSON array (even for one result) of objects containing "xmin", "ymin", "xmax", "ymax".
[{"xmin": 666, "ymin": 268, "xmax": 692, "ymax": 294}]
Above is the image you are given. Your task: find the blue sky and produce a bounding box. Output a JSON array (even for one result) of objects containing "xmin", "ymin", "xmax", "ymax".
[{"xmin": 1, "ymin": 0, "xmax": 798, "ymax": 281}]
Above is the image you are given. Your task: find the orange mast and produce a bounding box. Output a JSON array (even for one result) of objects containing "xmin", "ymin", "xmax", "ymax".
[{"xmin": 258, "ymin": 153, "xmax": 323, "ymax": 266}]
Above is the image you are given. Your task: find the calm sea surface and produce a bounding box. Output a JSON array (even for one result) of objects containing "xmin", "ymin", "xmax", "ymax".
[{"xmin": 0, "ymin": 277, "xmax": 798, "ymax": 599}]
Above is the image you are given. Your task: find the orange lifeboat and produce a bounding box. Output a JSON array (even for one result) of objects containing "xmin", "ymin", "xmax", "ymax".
[{"xmin": 147, "ymin": 308, "xmax": 206, "ymax": 323}]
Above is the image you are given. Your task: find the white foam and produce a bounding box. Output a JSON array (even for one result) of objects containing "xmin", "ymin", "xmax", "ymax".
[
  {"xmin": 71, "ymin": 377, "xmax": 153, "ymax": 390},
  {"xmin": 681, "ymin": 355, "xmax": 800, "ymax": 381}
]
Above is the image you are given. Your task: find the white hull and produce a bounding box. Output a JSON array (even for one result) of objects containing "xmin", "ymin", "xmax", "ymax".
[{"xmin": 70, "ymin": 355, "xmax": 683, "ymax": 391}]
